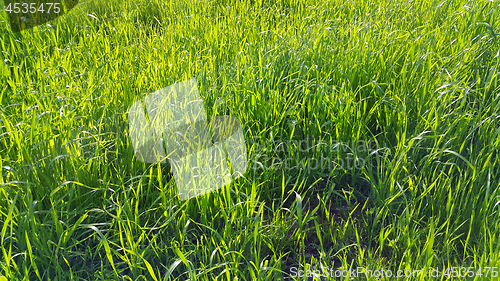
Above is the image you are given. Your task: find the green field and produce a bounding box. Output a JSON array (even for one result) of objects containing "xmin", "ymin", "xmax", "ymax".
[{"xmin": 1, "ymin": 0, "xmax": 500, "ymax": 280}]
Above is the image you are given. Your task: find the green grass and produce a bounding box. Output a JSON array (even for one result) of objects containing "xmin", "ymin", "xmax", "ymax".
[{"xmin": 1, "ymin": 0, "xmax": 499, "ymax": 279}]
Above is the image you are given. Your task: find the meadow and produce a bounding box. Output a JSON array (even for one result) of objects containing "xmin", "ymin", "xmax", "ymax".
[{"xmin": 0, "ymin": 0, "xmax": 499, "ymax": 279}]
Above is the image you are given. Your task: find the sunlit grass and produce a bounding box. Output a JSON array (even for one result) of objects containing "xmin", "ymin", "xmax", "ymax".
[{"xmin": 0, "ymin": 0, "xmax": 499, "ymax": 279}]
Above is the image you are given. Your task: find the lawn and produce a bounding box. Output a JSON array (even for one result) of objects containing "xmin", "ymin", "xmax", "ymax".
[{"xmin": 1, "ymin": 0, "xmax": 500, "ymax": 280}]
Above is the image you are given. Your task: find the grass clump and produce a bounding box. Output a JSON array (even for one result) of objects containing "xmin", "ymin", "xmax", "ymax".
[{"xmin": 0, "ymin": 0, "xmax": 499, "ymax": 280}]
